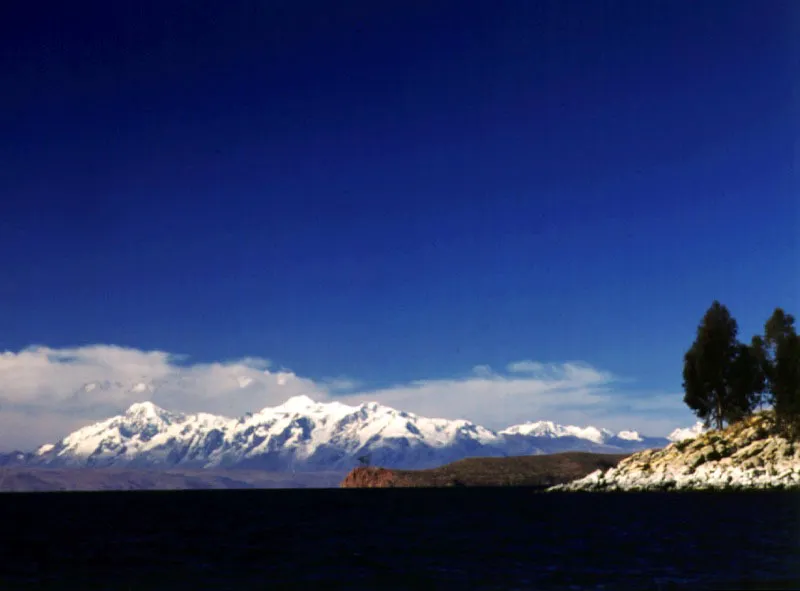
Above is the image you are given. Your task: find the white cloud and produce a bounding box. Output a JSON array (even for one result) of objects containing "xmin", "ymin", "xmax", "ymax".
[
  {"xmin": 320, "ymin": 376, "xmax": 362, "ymax": 392},
  {"xmin": 506, "ymin": 360, "xmax": 544, "ymax": 374},
  {"xmin": 0, "ymin": 345, "xmax": 696, "ymax": 450},
  {"xmin": 335, "ymin": 362, "xmax": 622, "ymax": 430},
  {"xmin": 0, "ymin": 345, "xmax": 324, "ymax": 449},
  {"xmin": 471, "ymin": 364, "xmax": 493, "ymax": 377}
]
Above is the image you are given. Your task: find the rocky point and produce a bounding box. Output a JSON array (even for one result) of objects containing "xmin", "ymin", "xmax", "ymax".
[{"xmin": 551, "ymin": 411, "xmax": 800, "ymax": 491}]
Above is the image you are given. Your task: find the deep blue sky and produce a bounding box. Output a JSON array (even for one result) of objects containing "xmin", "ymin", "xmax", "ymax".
[{"xmin": 1, "ymin": 1, "xmax": 797, "ymax": 393}]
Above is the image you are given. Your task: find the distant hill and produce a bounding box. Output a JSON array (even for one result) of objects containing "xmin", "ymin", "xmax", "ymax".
[{"xmin": 340, "ymin": 452, "xmax": 629, "ymax": 488}]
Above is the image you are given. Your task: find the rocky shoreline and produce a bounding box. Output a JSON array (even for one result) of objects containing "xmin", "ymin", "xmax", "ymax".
[{"xmin": 550, "ymin": 412, "xmax": 800, "ymax": 492}]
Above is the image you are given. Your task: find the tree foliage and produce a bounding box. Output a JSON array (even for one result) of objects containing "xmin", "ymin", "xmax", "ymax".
[
  {"xmin": 682, "ymin": 303, "xmax": 800, "ymax": 439},
  {"xmin": 757, "ymin": 309, "xmax": 800, "ymax": 439},
  {"xmin": 682, "ymin": 301, "xmax": 762, "ymax": 430},
  {"xmin": 725, "ymin": 343, "xmax": 765, "ymax": 424}
]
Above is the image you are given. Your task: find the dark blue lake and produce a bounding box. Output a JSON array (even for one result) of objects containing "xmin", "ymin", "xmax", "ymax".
[{"xmin": 1, "ymin": 488, "xmax": 799, "ymax": 590}]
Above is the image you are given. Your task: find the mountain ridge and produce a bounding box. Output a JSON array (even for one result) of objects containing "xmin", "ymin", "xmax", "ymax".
[{"xmin": 10, "ymin": 395, "xmax": 697, "ymax": 472}]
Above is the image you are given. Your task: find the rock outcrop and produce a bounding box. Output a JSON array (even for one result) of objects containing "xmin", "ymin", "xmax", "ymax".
[
  {"xmin": 340, "ymin": 467, "xmax": 408, "ymax": 488},
  {"xmin": 551, "ymin": 412, "xmax": 800, "ymax": 491}
]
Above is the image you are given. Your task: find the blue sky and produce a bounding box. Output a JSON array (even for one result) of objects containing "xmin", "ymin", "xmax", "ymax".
[{"xmin": 0, "ymin": 1, "xmax": 797, "ymax": 446}]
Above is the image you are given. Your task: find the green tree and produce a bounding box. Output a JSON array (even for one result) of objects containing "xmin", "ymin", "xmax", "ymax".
[
  {"xmin": 682, "ymin": 301, "xmax": 748, "ymax": 430},
  {"xmin": 757, "ymin": 309, "xmax": 800, "ymax": 438},
  {"xmin": 750, "ymin": 335, "xmax": 770, "ymax": 410},
  {"xmin": 725, "ymin": 343, "xmax": 765, "ymax": 424}
]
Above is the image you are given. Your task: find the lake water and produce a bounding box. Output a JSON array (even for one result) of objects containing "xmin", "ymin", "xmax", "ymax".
[{"xmin": 1, "ymin": 488, "xmax": 799, "ymax": 590}]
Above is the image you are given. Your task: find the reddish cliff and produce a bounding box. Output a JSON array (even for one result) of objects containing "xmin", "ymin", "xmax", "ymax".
[{"xmin": 340, "ymin": 467, "xmax": 409, "ymax": 488}]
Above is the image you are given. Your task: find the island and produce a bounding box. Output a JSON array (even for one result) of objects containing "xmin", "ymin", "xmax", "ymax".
[{"xmin": 340, "ymin": 451, "xmax": 628, "ymax": 488}]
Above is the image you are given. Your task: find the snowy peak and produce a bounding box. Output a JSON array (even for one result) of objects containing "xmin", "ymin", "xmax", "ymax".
[
  {"xmin": 272, "ymin": 394, "xmax": 321, "ymax": 412},
  {"xmin": 125, "ymin": 401, "xmax": 166, "ymax": 418},
  {"xmin": 570, "ymin": 426, "xmax": 615, "ymax": 445},
  {"xmin": 501, "ymin": 420, "xmax": 560, "ymax": 438},
  {"xmin": 36, "ymin": 443, "xmax": 55, "ymax": 456},
  {"xmin": 616, "ymin": 430, "xmax": 643, "ymax": 442},
  {"xmin": 500, "ymin": 420, "xmax": 615, "ymax": 444},
  {"xmin": 121, "ymin": 401, "xmax": 183, "ymax": 428},
  {"xmin": 667, "ymin": 421, "xmax": 706, "ymax": 442},
  {"xmin": 28, "ymin": 397, "xmax": 674, "ymax": 471}
]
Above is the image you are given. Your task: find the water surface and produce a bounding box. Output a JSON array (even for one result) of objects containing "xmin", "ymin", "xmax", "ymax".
[{"xmin": 1, "ymin": 488, "xmax": 798, "ymax": 590}]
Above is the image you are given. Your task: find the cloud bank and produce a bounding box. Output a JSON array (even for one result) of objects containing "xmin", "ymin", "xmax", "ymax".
[{"xmin": 0, "ymin": 345, "xmax": 694, "ymax": 450}]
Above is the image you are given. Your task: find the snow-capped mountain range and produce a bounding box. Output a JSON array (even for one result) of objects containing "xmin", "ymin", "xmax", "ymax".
[{"xmin": 5, "ymin": 394, "xmax": 702, "ymax": 472}]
